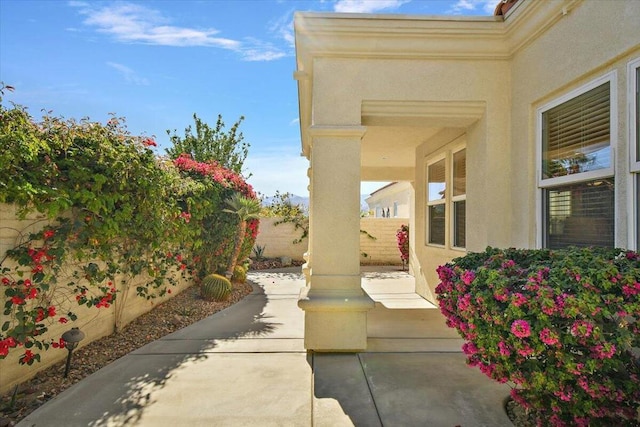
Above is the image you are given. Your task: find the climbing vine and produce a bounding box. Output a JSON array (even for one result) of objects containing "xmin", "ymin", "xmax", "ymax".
[{"xmin": 0, "ymin": 86, "xmax": 258, "ymax": 364}]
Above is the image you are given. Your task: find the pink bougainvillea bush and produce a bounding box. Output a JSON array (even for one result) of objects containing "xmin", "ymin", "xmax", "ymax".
[
  {"xmin": 396, "ymin": 224, "xmax": 409, "ymax": 269},
  {"xmin": 435, "ymin": 247, "xmax": 640, "ymax": 426}
]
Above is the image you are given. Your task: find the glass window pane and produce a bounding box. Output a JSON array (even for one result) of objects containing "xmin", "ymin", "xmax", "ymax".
[
  {"xmin": 545, "ymin": 178, "xmax": 614, "ymax": 249},
  {"xmin": 542, "ymin": 82, "xmax": 610, "ymax": 179},
  {"xmin": 454, "ymin": 200, "xmax": 466, "ymax": 248},
  {"xmin": 428, "ymin": 204, "xmax": 445, "ymax": 245},
  {"xmin": 428, "ymin": 159, "xmax": 446, "ymax": 202},
  {"xmin": 453, "ymin": 149, "xmax": 466, "ymax": 196},
  {"xmin": 636, "ymin": 67, "xmax": 640, "ymax": 162}
]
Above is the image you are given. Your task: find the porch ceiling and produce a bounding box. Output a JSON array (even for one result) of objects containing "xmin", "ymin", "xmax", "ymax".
[{"xmin": 361, "ymin": 125, "xmax": 441, "ymax": 170}]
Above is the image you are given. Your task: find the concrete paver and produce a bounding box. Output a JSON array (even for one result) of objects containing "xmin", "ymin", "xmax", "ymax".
[{"xmin": 18, "ymin": 267, "xmax": 512, "ymax": 427}]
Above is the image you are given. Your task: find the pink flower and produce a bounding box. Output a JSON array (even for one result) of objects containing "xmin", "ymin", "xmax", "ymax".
[
  {"xmin": 457, "ymin": 293, "xmax": 472, "ymax": 311},
  {"xmin": 461, "ymin": 270, "xmax": 475, "ymax": 285},
  {"xmin": 180, "ymin": 212, "xmax": 191, "ymax": 223},
  {"xmin": 494, "ymin": 289, "xmax": 509, "ymax": 302},
  {"xmin": 43, "ymin": 229, "xmax": 55, "ymax": 240},
  {"xmin": 511, "ymin": 293, "xmax": 527, "ymax": 307},
  {"xmin": 539, "ymin": 327, "xmax": 559, "ymax": 346},
  {"xmin": 622, "ymin": 282, "xmax": 640, "ymax": 297},
  {"xmin": 591, "ymin": 343, "xmax": 616, "ymax": 359},
  {"xmin": 498, "ymin": 341, "xmax": 511, "ymax": 356},
  {"xmin": 570, "ymin": 320, "xmax": 593, "ymax": 338},
  {"xmin": 517, "ymin": 345, "xmax": 535, "ymax": 357},
  {"xmin": 501, "ymin": 260, "xmax": 516, "ymax": 269},
  {"xmin": 142, "ymin": 137, "xmax": 157, "ymax": 147},
  {"xmin": 510, "ymin": 319, "xmax": 531, "ymax": 338},
  {"xmin": 462, "ymin": 342, "xmax": 478, "ymax": 355}
]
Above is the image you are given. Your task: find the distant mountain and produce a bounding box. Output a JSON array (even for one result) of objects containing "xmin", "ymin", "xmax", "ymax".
[{"xmin": 262, "ymin": 194, "xmax": 370, "ymax": 213}]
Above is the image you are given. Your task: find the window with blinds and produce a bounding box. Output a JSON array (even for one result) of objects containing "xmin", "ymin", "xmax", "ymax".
[
  {"xmin": 545, "ymin": 178, "xmax": 614, "ymax": 248},
  {"xmin": 453, "ymin": 149, "xmax": 466, "ymax": 248},
  {"xmin": 427, "ymin": 159, "xmax": 446, "ymax": 245},
  {"xmin": 542, "ymin": 82, "xmax": 610, "ymax": 179},
  {"xmin": 636, "ymin": 66, "xmax": 640, "ymax": 162},
  {"xmin": 539, "ymin": 76, "xmax": 614, "ymax": 249}
]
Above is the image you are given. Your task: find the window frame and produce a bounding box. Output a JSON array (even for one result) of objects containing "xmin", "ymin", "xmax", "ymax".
[
  {"xmin": 629, "ymin": 58, "xmax": 640, "ymax": 249},
  {"xmin": 425, "ymin": 142, "xmax": 466, "ymax": 251},
  {"xmin": 426, "ymin": 154, "xmax": 447, "ymax": 247},
  {"xmin": 451, "ymin": 147, "xmax": 467, "ymax": 250},
  {"xmin": 629, "ymin": 58, "xmax": 640, "ymax": 172},
  {"xmin": 536, "ymin": 72, "xmax": 617, "ymax": 248}
]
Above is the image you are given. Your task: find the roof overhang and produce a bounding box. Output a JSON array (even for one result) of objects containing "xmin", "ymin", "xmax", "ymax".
[{"xmin": 294, "ymin": 0, "xmax": 582, "ymax": 164}]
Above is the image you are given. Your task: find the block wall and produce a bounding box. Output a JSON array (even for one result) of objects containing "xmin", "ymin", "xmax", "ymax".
[
  {"xmin": 0, "ymin": 203, "xmax": 193, "ymax": 393},
  {"xmin": 254, "ymin": 217, "xmax": 406, "ymax": 265}
]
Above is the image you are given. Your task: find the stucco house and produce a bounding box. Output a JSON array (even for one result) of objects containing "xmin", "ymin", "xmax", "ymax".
[
  {"xmin": 294, "ymin": 0, "xmax": 640, "ymax": 351},
  {"xmin": 365, "ymin": 181, "xmax": 411, "ymax": 218}
]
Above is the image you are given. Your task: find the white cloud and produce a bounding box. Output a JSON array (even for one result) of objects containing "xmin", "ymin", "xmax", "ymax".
[
  {"xmin": 240, "ymin": 38, "xmax": 286, "ymax": 61},
  {"xmin": 106, "ymin": 62, "xmax": 149, "ymax": 85},
  {"xmin": 268, "ymin": 10, "xmax": 295, "ymax": 48},
  {"xmin": 69, "ymin": 1, "xmax": 285, "ymax": 61},
  {"xmin": 289, "ymin": 118, "xmax": 300, "ymax": 126},
  {"xmin": 333, "ymin": 0, "xmax": 410, "ymax": 13},
  {"xmin": 450, "ymin": 0, "xmax": 498, "ymax": 15}
]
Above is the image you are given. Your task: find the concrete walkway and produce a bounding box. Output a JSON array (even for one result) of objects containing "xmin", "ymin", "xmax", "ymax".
[{"xmin": 18, "ymin": 267, "xmax": 512, "ymax": 427}]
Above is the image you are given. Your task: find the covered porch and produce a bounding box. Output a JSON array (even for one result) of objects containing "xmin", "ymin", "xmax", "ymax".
[{"xmin": 294, "ymin": 10, "xmax": 511, "ymax": 351}]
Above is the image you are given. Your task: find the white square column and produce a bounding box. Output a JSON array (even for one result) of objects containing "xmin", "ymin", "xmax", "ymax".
[{"xmin": 298, "ymin": 126, "xmax": 374, "ymax": 351}]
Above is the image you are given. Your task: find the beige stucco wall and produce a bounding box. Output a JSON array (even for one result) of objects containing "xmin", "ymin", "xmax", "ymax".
[
  {"xmin": 310, "ymin": 57, "xmax": 512, "ymax": 302},
  {"xmin": 509, "ymin": 0, "xmax": 640, "ymax": 248},
  {"xmin": 297, "ymin": 0, "xmax": 640, "ymax": 304},
  {"xmin": 0, "ymin": 204, "xmax": 193, "ymax": 393},
  {"xmin": 254, "ymin": 216, "xmax": 405, "ymax": 265}
]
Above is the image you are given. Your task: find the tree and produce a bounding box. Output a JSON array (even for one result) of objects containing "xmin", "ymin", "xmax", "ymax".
[
  {"xmin": 166, "ymin": 113, "xmax": 249, "ymax": 174},
  {"xmin": 222, "ymin": 193, "xmax": 261, "ymax": 279}
]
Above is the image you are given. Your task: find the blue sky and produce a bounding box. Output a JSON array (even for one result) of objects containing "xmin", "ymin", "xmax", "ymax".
[{"xmin": 0, "ymin": 0, "xmax": 497, "ymax": 197}]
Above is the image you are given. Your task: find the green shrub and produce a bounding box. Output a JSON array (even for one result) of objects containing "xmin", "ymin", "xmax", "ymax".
[
  {"xmin": 436, "ymin": 247, "xmax": 640, "ymax": 426},
  {"xmin": 200, "ymin": 273, "xmax": 232, "ymax": 301},
  {"xmin": 0, "ymin": 87, "xmax": 258, "ymax": 365}
]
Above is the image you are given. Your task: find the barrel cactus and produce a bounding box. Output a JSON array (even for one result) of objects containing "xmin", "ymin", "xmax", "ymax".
[
  {"xmin": 200, "ymin": 273, "xmax": 232, "ymax": 301},
  {"xmin": 232, "ymin": 265, "xmax": 247, "ymax": 283}
]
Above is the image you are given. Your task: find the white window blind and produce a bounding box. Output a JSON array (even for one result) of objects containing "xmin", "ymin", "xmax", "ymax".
[
  {"xmin": 453, "ymin": 149, "xmax": 466, "ymax": 248},
  {"xmin": 428, "ymin": 159, "xmax": 446, "ymax": 245},
  {"xmin": 542, "ymin": 82, "xmax": 610, "ymax": 179},
  {"xmin": 545, "ymin": 178, "xmax": 614, "ymax": 249}
]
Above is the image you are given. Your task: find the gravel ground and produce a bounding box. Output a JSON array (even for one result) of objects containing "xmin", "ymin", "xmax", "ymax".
[{"xmin": 505, "ymin": 398, "xmax": 538, "ymax": 426}]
